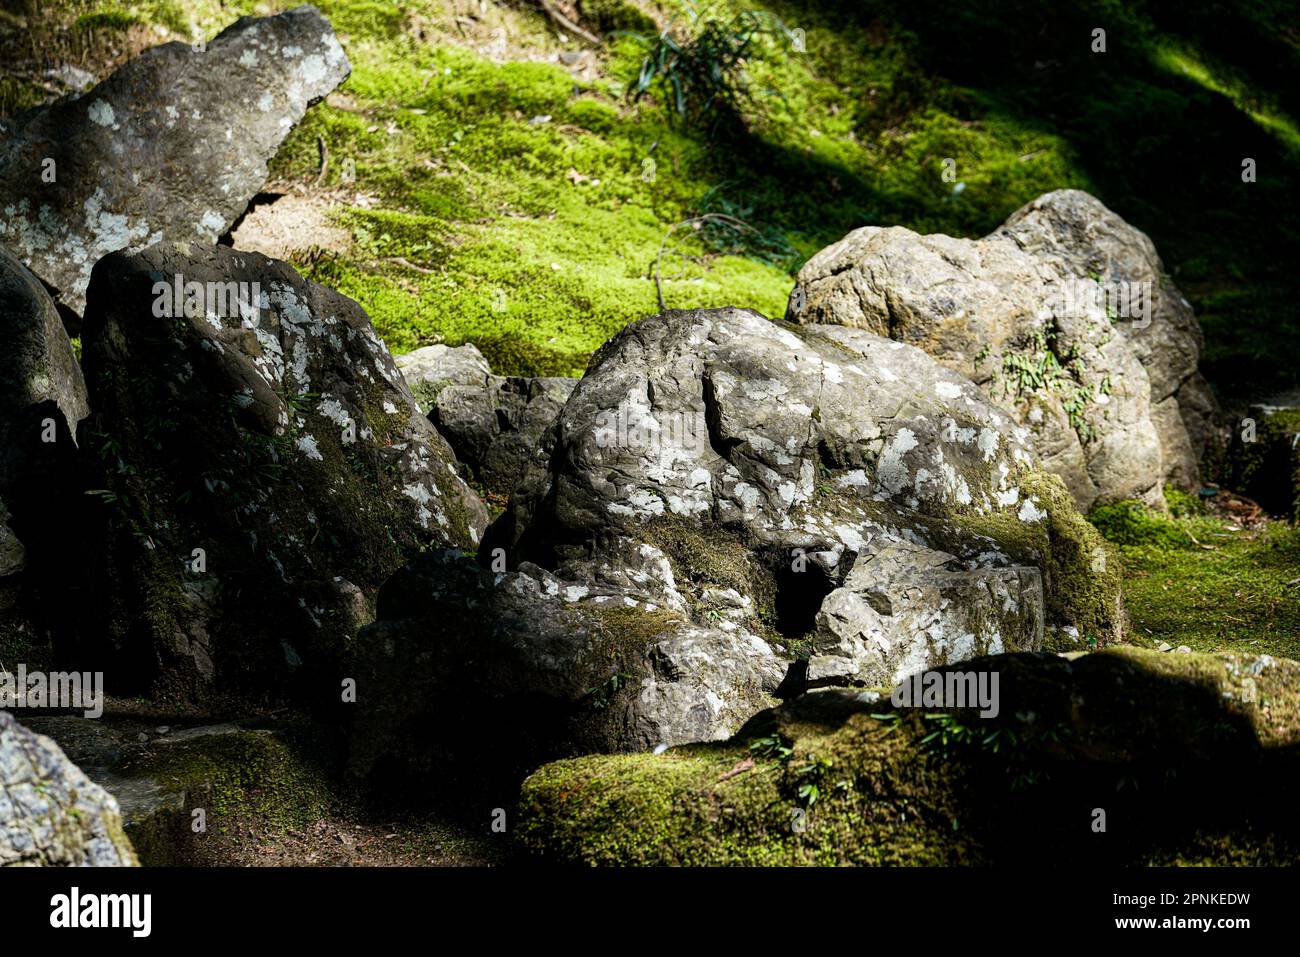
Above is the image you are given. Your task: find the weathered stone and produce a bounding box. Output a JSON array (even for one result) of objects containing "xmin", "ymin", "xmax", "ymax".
[
  {"xmin": 433, "ymin": 374, "xmax": 577, "ymax": 499},
  {"xmin": 0, "ymin": 710, "xmax": 138, "ymax": 866},
  {"xmin": 395, "ymin": 343, "xmax": 492, "ymax": 411},
  {"xmin": 500, "ymin": 307, "xmax": 1115, "ymax": 651},
  {"xmin": 79, "ymin": 241, "xmax": 487, "ymax": 699},
  {"xmin": 353, "ymin": 307, "xmax": 1120, "ymax": 776},
  {"xmin": 347, "ymin": 547, "xmax": 785, "ymax": 779},
  {"xmin": 789, "ymin": 190, "xmax": 1219, "ymax": 510},
  {"xmin": 0, "ymin": 5, "xmax": 350, "ymax": 318},
  {"xmin": 807, "ymin": 540, "xmax": 1044, "ymax": 687}
]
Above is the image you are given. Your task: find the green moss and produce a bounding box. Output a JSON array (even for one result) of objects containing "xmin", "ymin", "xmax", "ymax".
[
  {"xmin": 1095, "ymin": 504, "xmax": 1300, "ymax": 660},
  {"xmin": 951, "ymin": 471, "xmax": 1125, "ymax": 645},
  {"xmin": 520, "ymin": 648, "xmax": 1300, "ymax": 865},
  {"xmin": 1088, "ymin": 499, "xmax": 1195, "ymax": 550}
]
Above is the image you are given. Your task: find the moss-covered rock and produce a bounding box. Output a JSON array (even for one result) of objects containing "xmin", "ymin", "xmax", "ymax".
[
  {"xmin": 78, "ymin": 242, "xmax": 487, "ymax": 704},
  {"xmin": 519, "ymin": 647, "xmax": 1300, "ymax": 865}
]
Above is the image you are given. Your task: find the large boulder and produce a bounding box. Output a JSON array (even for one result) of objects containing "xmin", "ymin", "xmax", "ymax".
[
  {"xmin": 519, "ymin": 647, "xmax": 1300, "ymax": 865},
  {"xmin": 0, "ymin": 5, "xmax": 349, "ymax": 319},
  {"xmin": 78, "ymin": 242, "xmax": 487, "ymax": 700},
  {"xmin": 499, "ymin": 308, "xmax": 1120, "ymax": 650},
  {"xmin": 0, "ymin": 710, "xmax": 138, "ymax": 866},
  {"xmin": 352, "ymin": 308, "xmax": 1120, "ymax": 776},
  {"xmin": 0, "ymin": 245, "xmax": 89, "ymax": 658},
  {"xmin": 788, "ymin": 190, "xmax": 1219, "ymax": 510},
  {"xmin": 348, "ymin": 547, "xmax": 786, "ymax": 781}
]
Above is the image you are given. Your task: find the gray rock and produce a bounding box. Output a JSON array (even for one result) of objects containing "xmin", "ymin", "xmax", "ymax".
[
  {"xmin": 808, "ymin": 540, "xmax": 1043, "ymax": 687},
  {"xmin": 353, "ymin": 308, "xmax": 1121, "ymax": 774},
  {"xmin": 0, "ymin": 6, "xmax": 350, "ymax": 317},
  {"xmin": 789, "ymin": 189, "xmax": 1218, "ymax": 509},
  {"xmin": 79, "ymin": 241, "xmax": 487, "ymax": 697},
  {"xmin": 0, "ymin": 710, "xmax": 138, "ymax": 866},
  {"xmin": 395, "ymin": 343, "xmax": 492, "ymax": 410},
  {"xmin": 433, "ymin": 374, "xmax": 577, "ymax": 498},
  {"xmin": 348, "ymin": 547, "xmax": 786, "ymax": 777}
]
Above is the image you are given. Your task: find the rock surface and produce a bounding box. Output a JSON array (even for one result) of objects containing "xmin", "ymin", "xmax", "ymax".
[
  {"xmin": 79, "ymin": 242, "xmax": 486, "ymax": 698},
  {"xmin": 348, "ymin": 547, "xmax": 786, "ymax": 779},
  {"xmin": 396, "ymin": 343, "xmax": 493, "ymax": 411},
  {"xmin": 434, "ymin": 373, "xmax": 577, "ymax": 499},
  {"xmin": 788, "ymin": 190, "xmax": 1218, "ymax": 510},
  {"xmin": 353, "ymin": 307, "xmax": 1121, "ymax": 775},
  {"xmin": 0, "ymin": 5, "xmax": 350, "ymax": 318},
  {"xmin": 0, "ymin": 710, "xmax": 138, "ymax": 866},
  {"xmin": 0, "ymin": 245, "xmax": 88, "ymax": 652}
]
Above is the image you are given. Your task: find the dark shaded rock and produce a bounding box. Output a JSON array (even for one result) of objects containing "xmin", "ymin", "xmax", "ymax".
[
  {"xmin": 433, "ymin": 374, "xmax": 577, "ymax": 499},
  {"xmin": 78, "ymin": 241, "xmax": 487, "ymax": 700},
  {"xmin": 348, "ymin": 548, "xmax": 785, "ymax": 782},
  {"xmin": 0, "ymin": 5, "xmax": 350, "ymax": 317},
  {"xmin": 0, "ymin": 244, "xmax": 88, "ymax": 658}
]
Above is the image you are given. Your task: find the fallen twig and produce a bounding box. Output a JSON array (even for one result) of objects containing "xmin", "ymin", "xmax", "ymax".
[
  {"xmin": 653, "ymin": 213, "xmax": 754, "ymax": 311},
  {"xmin": 535, "ymin": 0, "xmax": 602, "ymax": 46}
]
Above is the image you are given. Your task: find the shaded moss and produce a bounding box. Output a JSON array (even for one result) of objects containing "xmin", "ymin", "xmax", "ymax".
[
  {"xmin": 948, "ymin": 471, "xmax": 1125, "ymax": 646},
  {"xmin": 519, "ymin": 647, "xmax": 1300, "ymax": 866},
  {"xmin": 122, "ymin": 727, "xmax": 338, "ymax": 865}
]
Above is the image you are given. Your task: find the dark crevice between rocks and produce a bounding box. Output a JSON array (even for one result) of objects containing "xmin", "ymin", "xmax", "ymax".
[
  {"xmin": 768, "ymin": 551, "xmax": 837, "ymax": 646},
  {"xmin": 218, "ymin": 191, "xmax": 284, "ymax": 246}
]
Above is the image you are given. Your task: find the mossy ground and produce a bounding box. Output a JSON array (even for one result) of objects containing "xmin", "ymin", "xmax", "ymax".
[
  {"xmin": 114, "ymin": 722, "xmax": 501, "ymax": 865},
  {"xmin": 1090, "ymin": 490, "xmax": 1300, "ymax": 659},
  {"xmin": 519, "ymin": 648, "xmax": 1300, "ymax": 865},
  {"xmin": 22, "ymin": 0, "xmax": 1297, "ymax": 388}
]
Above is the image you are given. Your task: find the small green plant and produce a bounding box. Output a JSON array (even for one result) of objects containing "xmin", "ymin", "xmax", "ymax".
[
  {"xmin": 624, "ymin": 2, "xmax": 790, "ymax": 131},
  {"xmin": 586, "ymin": 671, "xmax": 633, "ymax": 709},
  {"xmin": 748, "ymin": 733, "xmax": 793, "ymax": 763}
]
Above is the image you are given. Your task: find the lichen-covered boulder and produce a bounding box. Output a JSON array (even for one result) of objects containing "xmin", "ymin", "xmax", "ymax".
[
  {"xmin": 518, "ymin": 648, "xmax": 1300, "ymax": 866},
  {"xmin": 352, "ymin": 308, "xmax": 1120, "ymax": 777},
  {"xmin": 0, "ymin": 710, "xmax": 138, "ymax": 866},
  {"xmin": 433, "ymin": 374, "xmax": 577, "ymax": 500},
  {"xmin": 788, "ymin": 190, "xmax": 1218, "ymax": 510},
  {"xmin": 79, "ymin": 242, "xmax": 487, "ymax": 700},
  {"xmin": 0, "ymin": 5, "xmax": 350, "ymax": 319},
  {"xmin": 0, "ymin": 244, "xmax": 89, "ymax": 651},
  {"xmin": 499, "ymin": 307, "xmax": 1120, "ymax": 651}
]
